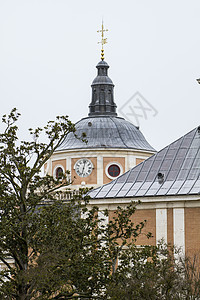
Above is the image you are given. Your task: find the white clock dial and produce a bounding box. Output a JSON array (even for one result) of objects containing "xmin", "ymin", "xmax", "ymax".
[{"xmin": 74, "ymin": 159, "xmax": 93, "ymax": 178}]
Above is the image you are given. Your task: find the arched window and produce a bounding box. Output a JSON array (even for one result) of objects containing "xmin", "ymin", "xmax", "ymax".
[{"xmin": 55, "ymin": 167, "xmax": 64, "ymax": 179}]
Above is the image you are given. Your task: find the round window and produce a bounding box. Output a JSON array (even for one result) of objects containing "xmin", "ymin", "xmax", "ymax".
[
  {"xmin": 107, "ymin": 164, "xmax": 120, "ymax": 177},
  {"xmin": 55, "ymin": 167, "xmax": 63, "ymax": 179}
]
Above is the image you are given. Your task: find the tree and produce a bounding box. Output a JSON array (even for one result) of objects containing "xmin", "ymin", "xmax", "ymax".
[
  {"xmin": 24, "ymin": 200, "xmax": 146, "ymax": 299},
  {"xmin": 0, "ymin": 108, "xmax": 77, "ymax": 299},
  {"xmin": 1, "ymin": 109, "xmax": 200, "ymax": 300},
  {"xmin": 0, "ymin": 109, "xmax": 147, "ymax": 299},
  {"xmin": 107, "ymin": 242, "xmax": 200, "ymax": 300}
]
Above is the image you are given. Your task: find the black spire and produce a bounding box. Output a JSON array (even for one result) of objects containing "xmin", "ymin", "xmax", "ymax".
[{"xmin": 88, "ymin": 60, "xmax": 117, "ymax": 116}]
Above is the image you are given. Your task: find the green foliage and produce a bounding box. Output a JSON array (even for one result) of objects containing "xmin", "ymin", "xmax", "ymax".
[
  {"xmin": 24, "ymin": 199, "xmax": 147, "ymax": 300},
  {"xmin": 107, "ymin": 242, "xmax": 200, "ymax": 300},
  {"xmin": 0, "ymin": 109, "xmax": 147, "ymax": 299},
  {"xmin": 0, "ymin": 108, "xmax": 76, "ymax": 299},
  {"xmin": 0, "ymin": 109, "xmax": 200, "ymax": 300}
]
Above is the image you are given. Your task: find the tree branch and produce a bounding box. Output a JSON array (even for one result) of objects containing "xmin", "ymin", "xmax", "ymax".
[{"xmin": 0, "ymin": 255, "xmax": 12, "ymax": 270}]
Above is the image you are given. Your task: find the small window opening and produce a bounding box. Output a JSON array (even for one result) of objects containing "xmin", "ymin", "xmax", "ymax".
[
  {"xmin": 157, "ymin": 172, "xmax": 164, "ymax": 184},
  {"xmin": 56, "ymin": 167, "xmax": 63, "ymax": 179}
]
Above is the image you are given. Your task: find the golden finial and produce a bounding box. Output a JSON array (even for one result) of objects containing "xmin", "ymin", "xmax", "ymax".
[{"xmin": 97, "ymin": 21, "xmax": 108, "ymax": 60}]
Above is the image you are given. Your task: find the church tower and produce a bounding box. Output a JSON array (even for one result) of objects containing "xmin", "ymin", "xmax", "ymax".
[{"xmin": 45, "ymin": 24, "xmax": 156, "ymax": 189}]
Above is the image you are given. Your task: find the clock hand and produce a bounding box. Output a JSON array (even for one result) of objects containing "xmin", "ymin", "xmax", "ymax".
[{"xmin": 81, "ymin": 161, "xmax": 86, "ymax": 175}]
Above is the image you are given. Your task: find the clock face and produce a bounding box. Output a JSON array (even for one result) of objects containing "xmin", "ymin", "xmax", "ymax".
[{"xmin": 74, "ymin": 159, "xmax": 93, "ymax": 178}]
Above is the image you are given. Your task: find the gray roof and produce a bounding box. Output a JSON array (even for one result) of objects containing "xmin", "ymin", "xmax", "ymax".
[
  {"xmin": 56, "ymin": 59, "xmax": 155, "ymax": 153},
  {"xmin": 57, "ymin": 116, "xmax": 156, "ymax": 152},
  {"xmin": 92, "ymin": 74, "xmax": 113, "ymax": 85},
  {"xmin": 89, "ymin": 126, "xmax": 200, "ymax": 199}
]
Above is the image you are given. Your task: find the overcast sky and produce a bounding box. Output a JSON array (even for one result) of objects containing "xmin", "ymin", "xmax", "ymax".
[{"xmin": 0, "ymin": 0, "xmax": 200, "ymax": 151}]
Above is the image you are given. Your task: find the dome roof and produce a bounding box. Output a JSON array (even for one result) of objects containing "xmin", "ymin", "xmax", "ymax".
[
  {"xmin": 56, "ymin": 58, "xmax": 155, "ymax": 153},
  {"xmin": 56, "ymin": 116, "xmax": 155, "ymax": 152}
]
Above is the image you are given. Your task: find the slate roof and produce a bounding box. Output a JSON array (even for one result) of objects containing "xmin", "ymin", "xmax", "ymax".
[
  {"xmin": 89, "ymin": 126, "xmax": 200, "ymax": 199},
  {"xmin": 57, "ymin": 59, "xmax": 155, "ymax": 153},
  {"xmin": 56, "ymin": 116, "xmax": 156, "ymax": 152}
]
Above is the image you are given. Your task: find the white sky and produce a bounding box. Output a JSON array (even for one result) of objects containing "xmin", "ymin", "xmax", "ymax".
[{"xmin": 0, "ymin": 0, "xmax": 200, "ymax": 151}]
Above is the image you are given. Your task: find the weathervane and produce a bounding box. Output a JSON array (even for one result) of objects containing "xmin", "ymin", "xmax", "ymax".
[{"xmin": 97, "ymin": 21, "xmax": 108, "ymax": 61}]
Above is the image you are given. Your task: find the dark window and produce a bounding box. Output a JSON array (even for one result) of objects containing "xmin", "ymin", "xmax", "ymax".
[
  {"xmin": 56, "ymin": 167, "xmax": 63, "ymax": 179},
  {"xmin": 108, "ymin": 165, "xmax": 120, "ymax": 177}
]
